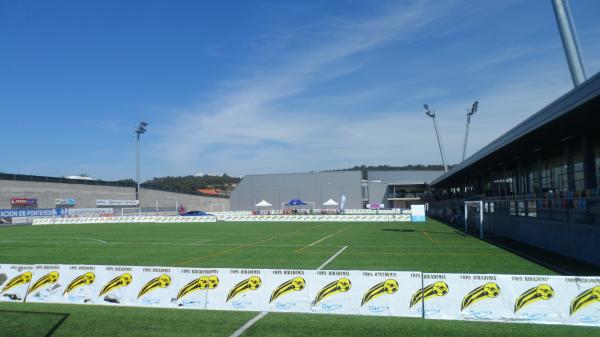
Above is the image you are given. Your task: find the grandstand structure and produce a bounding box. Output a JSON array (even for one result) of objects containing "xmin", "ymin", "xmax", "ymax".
[
  {"xmin": 0, "ymin": 173, "xmax": 229, "ymax": 211},
  {"xmin": 230, "ymin": 170, "xmax": 443, "ymax": 211},
  {"xmin": 427, "ymin": 72, "xmax": 600, "ymax": 267}
]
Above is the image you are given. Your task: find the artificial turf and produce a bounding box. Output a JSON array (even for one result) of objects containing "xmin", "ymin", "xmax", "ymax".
[{"xmin": 0, "ymin": 218, "xmax": 596, "ymax": 336}]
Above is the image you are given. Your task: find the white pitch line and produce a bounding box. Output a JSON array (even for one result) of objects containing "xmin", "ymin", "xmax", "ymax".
[
  {"xmin": 301, "ymin": 233, "xmax": 336, "ymax": 249},
  {"xmin": 0, "ymin": 239, "xmax": 499, "ymax": 250},
  {"xmin": 228, "ymin": 311, "xmax": 269, "ymax": 337},
  {"xmin": 227, "ymin": 245, "xmax": 349, "ymax": 337},
  {"xmin": 317, "ymin": 245, "xmax": 348, "ymax": 270}
]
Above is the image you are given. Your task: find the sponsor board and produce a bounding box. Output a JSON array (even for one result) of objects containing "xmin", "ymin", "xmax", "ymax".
[
  {"xmin": 55, "ymin": 198, "xmax": 76, "ymax": 206},
  {"xmin": 0, "ymin": 264, "xmax": 35, "ymax": 302},
  {"xmin": 10, "ymin": 198, "xmax": 37, "ymax": 207},
  {"xmin": 0, "ymin": 209, "xmax": 56, "ymax": 218},
  {"xmin": 63, "ymin": 208, "xmax": 114, "ymax": 217},
  {"xmin": 421, "ymin": 273, "xmax": 600, "ymax": 326},
  {"xmin": 96, "ymin": 200, "xmax": 139, "ymax": 207},
  {"xmin": 2, "ymin": 264, "xmax": 599, "ymax": 326},
  {"xmin": 410, "ymin": 204, "xmax": 426, "ymax": 222}
]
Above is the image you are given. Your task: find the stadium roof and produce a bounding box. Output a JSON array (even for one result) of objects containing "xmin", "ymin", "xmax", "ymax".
[{"xmin": 431, "ymin": 71, "xmax": 600, "ymax": 186}]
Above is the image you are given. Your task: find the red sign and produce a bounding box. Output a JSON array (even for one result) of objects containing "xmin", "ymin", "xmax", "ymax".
[{"xmin": 10, "ymin": 198, "xmax": 37, "ymax": 207}]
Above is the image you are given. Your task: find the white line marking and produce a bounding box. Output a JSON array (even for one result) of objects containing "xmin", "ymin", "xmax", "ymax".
[
  {"xmin": 317, "ymin": 246, "xmax": 348, "ymax": 270},
  {"xmin": 301, "ymin": 233, "xmax": 336, "ymax": 249},
  {"xmin": 0, "ymin": 239, "xmax": 498, "ymax": 250},
  {"xmin": 300, "ymin": 225, "xmax": 351, "ymax": 250},
  {"xmin": 190, "ymin": 239, "xmax": 213, "ymax": 244},
  {"xmin": 75, "ymin": 237, "xmax": 107, "ymax": 244},
  {"xmin": 227, "ymin": 245, "xmax": 349, "ymax": 337},
  {"xmin": 228, "ymin": 311, "xmax": 268, "ymax": 337}
]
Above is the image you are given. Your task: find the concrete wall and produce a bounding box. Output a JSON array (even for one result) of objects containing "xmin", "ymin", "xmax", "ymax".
[
  {"xmin": 367, "ymin": 181, "xmax": 388, "ymax": 205},
  {"xmin": 230, "ymin": 171, "xmax": 362, "ymax": 211},
  {"xmin": 0, "ymin": 179, "xmax": 229, "ymax": 211}
]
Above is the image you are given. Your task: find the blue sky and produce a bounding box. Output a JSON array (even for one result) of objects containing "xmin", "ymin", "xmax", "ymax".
[{"xmin": 1, "ymin": 0, "xmax": 600, "ymax": 180}]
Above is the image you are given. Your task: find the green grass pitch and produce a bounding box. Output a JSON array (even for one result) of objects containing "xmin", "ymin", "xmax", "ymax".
[{"xmin": 0, "ymin": 219, "xmax": 598, "ymax": 337}]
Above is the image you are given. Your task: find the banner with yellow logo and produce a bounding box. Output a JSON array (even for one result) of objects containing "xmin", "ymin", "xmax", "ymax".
[
  {"xmin": 0, "ymin": 264, "xmax": 35, "ymax": 303},
  {"xmin": 1, "ymin": 264, "xmax": 599, "ymax": 326}
]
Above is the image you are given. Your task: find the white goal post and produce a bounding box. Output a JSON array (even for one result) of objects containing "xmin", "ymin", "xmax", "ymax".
[{"xmin": 464, "ymin": 200, "xmax": 483, "ymax": 239}]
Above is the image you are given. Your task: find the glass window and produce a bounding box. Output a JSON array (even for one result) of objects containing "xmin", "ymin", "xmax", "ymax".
[
  {"xmin": 573, "ymin": 152, "xmax": 584, "ymax": 192},
  {"xmin": 527, "ymin": 201, "xmax": 537, "ymax": 217},
  {"xmin": 595, "ymin": 145, "xmax": 600, "ymax": 188}
]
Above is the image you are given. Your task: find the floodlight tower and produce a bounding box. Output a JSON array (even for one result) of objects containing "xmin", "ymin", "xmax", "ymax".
[
  {"xmin": 135, "ymin": 122, "xmax": 148, "ymax": 202},
  {"xmin": 462, "ymin": 101, "xmax": 479, "ymax": 162},
  {"xmin": 424, "ymin": 104, "xmax": 448, "ymax": 172},
  {"xmin": 552, "ymin": 0, "xmax": 586, "ymax": 86}
]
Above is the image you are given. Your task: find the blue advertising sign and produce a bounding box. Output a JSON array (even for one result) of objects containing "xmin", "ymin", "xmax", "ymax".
[{"xmin": 0, "ymin": 208, "xmax": 58, "ymax": 218}]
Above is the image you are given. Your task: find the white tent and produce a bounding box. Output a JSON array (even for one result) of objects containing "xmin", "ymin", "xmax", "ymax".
[
  {"xmin": 323, "ymin": 199, "xmax": 339, "ymax": 206},
  {"xmin": 255, "ymin": 200, "xmax": 272, "ymax": 207}
]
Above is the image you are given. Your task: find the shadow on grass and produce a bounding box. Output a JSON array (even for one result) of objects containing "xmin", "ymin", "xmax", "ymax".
[
  {"xmin": 0, "ymin": 309, "xmax": 69, "ymax": 337},
  {"xmin": 382, "ymin": 229, "xmax": 468, "ymax": 237}
]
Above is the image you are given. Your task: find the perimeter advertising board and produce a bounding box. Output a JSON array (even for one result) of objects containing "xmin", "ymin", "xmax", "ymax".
[{"xmin": 410, "ymin": 204, "xmax": 426, "ymax": 222}]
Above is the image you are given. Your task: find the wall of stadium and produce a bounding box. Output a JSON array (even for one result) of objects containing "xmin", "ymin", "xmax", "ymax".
[
  {"xmin": 427, "ymin": 200, "xmax": 600, "ymax": 267},
  {"xmin": 230, "ymin": 171, "xmax": 363, "ymax": 211},
  {"xmin": 0, "ymin": 179, "xmax": 229, "ymax": 211}
]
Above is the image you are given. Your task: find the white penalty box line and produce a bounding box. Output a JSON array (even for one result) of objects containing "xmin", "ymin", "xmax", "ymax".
[{"xmin": 228, "ymin": 245, "xmax": 348, "ymax": 337}]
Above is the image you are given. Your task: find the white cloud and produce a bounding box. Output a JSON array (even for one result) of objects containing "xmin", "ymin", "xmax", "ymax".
[{"xmin": 153, "ymin": 0, "xmax": 578, "ymax": 177}]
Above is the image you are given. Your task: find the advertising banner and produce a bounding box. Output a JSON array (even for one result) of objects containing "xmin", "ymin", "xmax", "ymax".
[
  {"xmin": 63, "ymin": 208, "xmax": 114, "ymax": 217},
  {"xmin": 10, "ymin": 198, "xmax": 37, "ymax": 207},
  {"xmin": 24, "ymin": 264, "xmax": 104, "ymax": 306},
  {"xmin": 96, "ymin": 265, "xmax": 136, "ymax": 306},
  {"xmin": 308, "ymin": 270, "xmax": 357, "ymax": 315},
  {"xmin": 421, "ymin": 273, "xmax": 505, "ymax": 321},
  {"xmin": 356, "ymin": 271, "xmax": 422, "ymax": 317},
  {"xmin": 1, "ymin": 263, "xmax": 599, "ymax": 327},
  {"xmin": 0, "ymin": 264, "xmax": 35, "ymax": 302},
  {"xmin": 130, "ymin": 266, "xmax": 176, "ymax": 308},
  {"xmin": 173, "ymin": 267, "xmax": 220, "ymax": 309},
  {"xmin": 410, "ymin": 204, "xmax": 426, "ymax": 222},
  {"xmin": 96, "ymin": 200, "xmax": 139, "ymax": 207},
  {"xmin": 266, "ymin": 269, "xmax": 311, "ymax": 313},
  {"xmin": 421, "ymin": 273, "xmax": 600, "ymax": 326},
  {"xmin": 0, "ymin": 209, "xmax": 56, "ymax": 218},
  {"xmin": 500, "ymin": 274, "xmax": 600, "ymax": 326},
  {"xmin": 55, "ymin": 198, "xmax": 76, "ymax": 206},
  {"xmin": 206, "ymin": 268, "xmax": 267, "ymax": 312}
]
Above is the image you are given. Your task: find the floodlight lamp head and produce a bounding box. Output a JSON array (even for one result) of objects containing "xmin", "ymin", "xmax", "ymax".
[
  {"xmin": 423, "ymin": 104, "xmax": 435, "ymax": 118},
  {"xmin": 468, "ymin": 101, "xmax": 479, "ymax": 116},
  {"xmin": 136, "ymin": 121, "xmax": 148, "ymax": 134}
]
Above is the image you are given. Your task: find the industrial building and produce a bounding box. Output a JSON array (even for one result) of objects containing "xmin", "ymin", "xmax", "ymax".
[
  {"xmin": 230, "ymin": 170, "xmax": 443, "ymax": 211},
  {"xmin": 428, "ymin": 72, "xmax": 600, "ymax": 267}
]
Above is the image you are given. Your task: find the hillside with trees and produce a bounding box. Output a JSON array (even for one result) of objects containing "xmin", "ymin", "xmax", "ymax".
[{"xmin": 142, "ymin": 174, "xmax": 240, "ymax": 196}]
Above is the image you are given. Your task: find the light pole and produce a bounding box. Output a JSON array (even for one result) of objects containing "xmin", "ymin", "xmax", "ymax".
[
  {"xmin": 552, "ymin": 0, "xmax": 586, "ymax": 87},
  {"xmin": 424, "ymin": 104, "xmax": 448, "ymax": 172},
  {"xmin": 462, "ymin": 101, "xmax": 478, "ymax": 162},
  {"xmin": 135, "ymin": 122, "xmax": 148, "ymax": 203}
]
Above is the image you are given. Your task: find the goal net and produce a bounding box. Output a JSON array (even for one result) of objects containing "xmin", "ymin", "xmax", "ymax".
[{"xmin": 464, "ymin": 200, "xmax": 483, "ymax": 238}]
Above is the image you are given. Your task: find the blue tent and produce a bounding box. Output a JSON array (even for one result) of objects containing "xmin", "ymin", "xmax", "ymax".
[{"xmin": 285, "ymin": 199, "xmax": 307, "ymax": 206}]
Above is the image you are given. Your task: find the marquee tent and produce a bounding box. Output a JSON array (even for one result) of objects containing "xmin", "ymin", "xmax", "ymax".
[
  {"xmin": 285, "ymin": 199, "xmax": 307, "ymax": 206},
  {"xmin": 322, "ymin": 199, "xmax": 339, "ymax": 206},
  {"xmin": 255, "ymin": 200, "xmax": 272, "ymax": 207}
]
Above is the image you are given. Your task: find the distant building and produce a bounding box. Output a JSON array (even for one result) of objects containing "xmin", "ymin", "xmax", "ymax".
[
  {"xmin": 230, "ymin": 170, "xmax": 443, "ymax": 211},
  {"xmin": 64, "ymin": 175, "xmax": 95, "ymax": 181}
]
